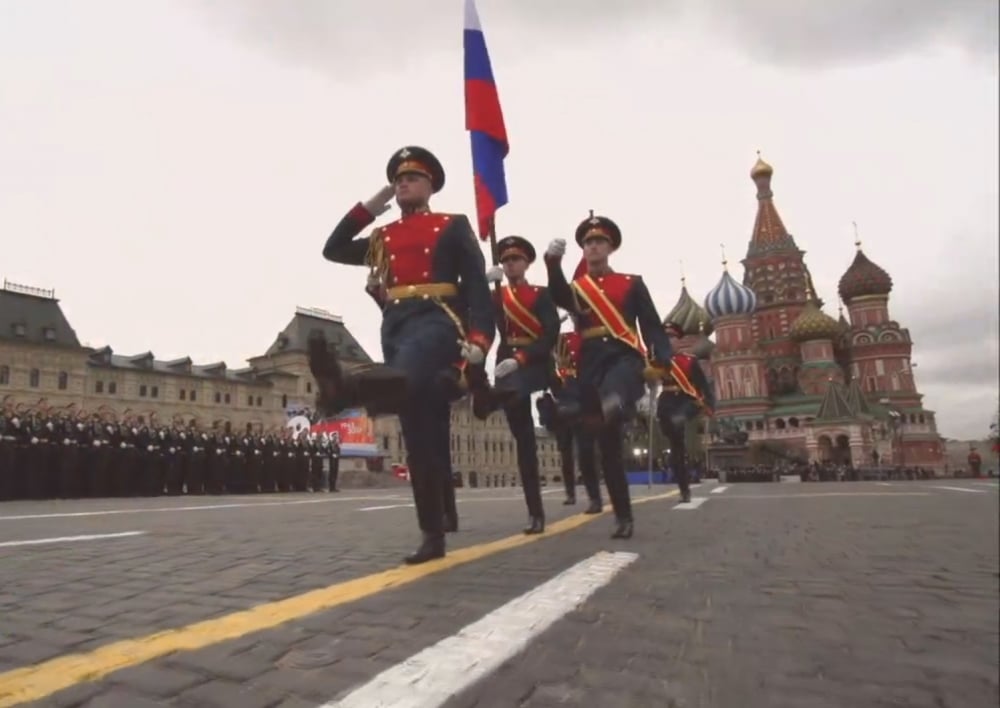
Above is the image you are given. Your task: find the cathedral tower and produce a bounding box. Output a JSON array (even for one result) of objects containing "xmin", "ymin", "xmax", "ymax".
[{"xmin": 705, "ymin": 256, "xmax": 768, "ymax": 414}]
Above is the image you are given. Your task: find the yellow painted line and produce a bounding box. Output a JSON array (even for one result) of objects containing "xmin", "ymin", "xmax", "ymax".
[{"xmin": 0, "ymin": 489, "xmax": 678, "ymax": 707}]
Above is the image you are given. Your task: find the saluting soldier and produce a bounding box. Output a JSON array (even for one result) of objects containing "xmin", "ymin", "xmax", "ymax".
[
  {"xmin": 361, "ymin": 279, "xmax": 460, "ymax": 528},
  {"xmin": 317, "ymin": 145, "xmax": 495, "ymax": 564},
  {"xmin": 472, "ymin": 236, "xmax": 560, "ymax": 534},
  {"xmin": 544, "ymin": 213, "xmax": 674, "ymax": 539}
]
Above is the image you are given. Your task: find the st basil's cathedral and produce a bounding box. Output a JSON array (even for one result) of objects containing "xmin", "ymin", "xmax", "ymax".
[{"xmin": 662, "ymin": 155, "xmax": 945, "ymax": 472}]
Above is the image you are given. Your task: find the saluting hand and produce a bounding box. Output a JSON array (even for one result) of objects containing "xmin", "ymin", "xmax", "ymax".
[
  {"xmin": 485, "ymin": 265, "xmax": 503, "ymax": 284},
  {"xmin": 546, "ymin": 238, "xmax": 566, "ymax": 259},
  {"xmin": 362, "ymin": 184, "xmax": 395, "ymax": 216}
]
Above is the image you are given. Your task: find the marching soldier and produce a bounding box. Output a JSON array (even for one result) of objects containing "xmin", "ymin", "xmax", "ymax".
[
  {"xmin": 318, "ymin": 145, "xmax": 495, "ymax": 564},
  {"xmin": 544, "ymin": 212, "xmax": 674, "ymax": 538},
  {"xmin": 657, "ymin": 322, "xmax": 715, "ymax": 504},
  {"xmin": 474, "ymin": 236, "xmax": 559, "ymax": 534},
  {"xmin": 363, "ymin": 267, "xmax": 458, "ymax": 526},
  {"xmin": 538, "ymin": 328, "xmax": 604, "ymax": 512}
]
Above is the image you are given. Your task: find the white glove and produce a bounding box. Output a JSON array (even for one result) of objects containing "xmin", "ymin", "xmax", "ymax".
[
  {"xmin": 362, "ymin": 185, "xmax": 395, "ymax": 216},
  {"xmin": 546, "ymin": 238, "xmax": 566, "ymax": 259},
  {"xmin": 366, "ymin": 271, "xmax": 381, "ymax": 289},
  {"xmin": 495, "ymin": 358, "xmax": 519, "ymax": 378},
  {"xmin": 485, "ymin": 265, "xmax": 503, "ymax": 283},
  {"xmin": 460, "ymin": 341, "xmax": 486, "ymax": 365}
]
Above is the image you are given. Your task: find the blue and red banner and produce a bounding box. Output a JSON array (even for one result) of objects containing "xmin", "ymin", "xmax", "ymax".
[
  {"xmin": 310, "ymin": 408, "xmax": 378, "ymax": 457},
  {"xmin": 464, "ymin": 0, "xmax": 509, "ymax": 239}
]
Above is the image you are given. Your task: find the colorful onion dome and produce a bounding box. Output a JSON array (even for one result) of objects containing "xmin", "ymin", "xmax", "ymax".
[
  {"xmin": 705, "ymin": 268, "xmax": 758, "ymax": 319},
  {"xmin": 838, "ymin": 248, "xmax": 893, "ymax": 302},
  {"xmin": 663, "ymin": 282, "xmax": 713, "ymax": 337},
  {"xmin": 790, "ymin": 299, "xmax": 841, "ymax": 342}
]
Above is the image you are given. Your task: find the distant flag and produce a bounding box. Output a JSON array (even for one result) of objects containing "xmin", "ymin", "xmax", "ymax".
[{"xmin": 463, "ymin": 0, "xmax": 509, "ymax": 240}]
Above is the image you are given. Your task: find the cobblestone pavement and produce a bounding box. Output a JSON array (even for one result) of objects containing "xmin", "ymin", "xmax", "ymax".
[{"xmin": 0, "ymin": 480, "xmax": 996, "ymax": 707}]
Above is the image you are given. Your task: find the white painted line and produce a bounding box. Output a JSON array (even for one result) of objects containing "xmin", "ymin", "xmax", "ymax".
[
  {"xmin": 710, "ymin": 486, "xmax": 729, "ymax": 494},
  {"xmin": 935, "ymin": 486, "xmax": 988, "ymax": 494},
  {"xmin": 0, "ymin": 495, "xmax": 405, "ymax": 522},
  {"xmin": 323, "ymin": 551, "xmax": 639, "ymax": 708},
  {"xmin": 714, "ymin": 492, "xmax": 930, "ymax": 499},
  {"xmin": 876, "ymin": 482, "xmax": 893, "ymax": 487},
  {"xmin": 673, "ymin": 497, "xmax": 709, "ymax": 510},
  {"xmin": 0, "ymin": 531, "xmax": 147, "ymax": 549},
  {"xmin": 358, "ymin": 504, "xmax": 415, "ymax": 511}
]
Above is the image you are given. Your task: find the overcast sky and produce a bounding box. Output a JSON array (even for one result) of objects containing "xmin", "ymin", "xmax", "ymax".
[{"xmin": 2, "ymin": 0, "xmax": 997, "ymax": 439}]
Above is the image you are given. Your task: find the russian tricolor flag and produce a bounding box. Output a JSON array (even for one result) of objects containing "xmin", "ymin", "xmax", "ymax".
[{"xmin": 464, "ymin": 0, "xmax": 509, "ymax": 240}]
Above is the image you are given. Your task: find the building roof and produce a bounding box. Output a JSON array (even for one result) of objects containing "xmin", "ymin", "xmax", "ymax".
[
  {"xmin": 0, "ymin": 280, "xmax": 81, "ymax": 348},
  {"xmin": 746, "ymin": 153, "xmax": 798, "ymax": 256},
  {"xmin": 815, "ymin": 381, "xmax": 855, "ymax": 422},
  {"xmin": 663, "ymin": 282, "xmax": 713, "ymax": 336},
  {"xmin": 263, "ymin": 306, "xmax": 373, "ymax": 363},
  {"xmin": 86, "ymin": 347, "xmax": 276, "ymax": 384},
  {"xmin": 705, "ymin": 267, "xmax": 757, "ymax": 319},
  {"xmin": 790, "ymin": 299, "xmax": 841, "ymax": 342},
  {"xmin": 844, "ymin": 380, "xmax": 871, "ymax": 415},
  {"xmin": 838, "ymin": 247, "xmax": 893, "ymax": 302}
]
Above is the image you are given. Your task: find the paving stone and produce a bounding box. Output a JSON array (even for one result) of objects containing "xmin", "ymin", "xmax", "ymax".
[
  {"xmin": 108, "ymin": 664, "xmax": 206, "ymax": 697},
  {"xmin": 80, "ymin": 688, "xmax": 172, "ymax": 707},
  {"xmin": 2, "ymin": 483, "xmax": 996, "ymax": 707},
  {"xmin": 176, "ymin": 679, "xmax": 288, "ymax": 708}
]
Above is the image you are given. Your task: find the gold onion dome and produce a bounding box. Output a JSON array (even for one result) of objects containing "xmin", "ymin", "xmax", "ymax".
[
  {"xmin": 838, "ymin": 248, "xmax": 893, "ymax": 303},
  {"xmin": 790, "ymin": 297, "xmax": 841, "ymax": 343},
  {"xmin": 664, "ymin": 282, "xmax": 714, "ymax": 337},
  {"xmin": 750, "ymin": 151, "xmax": 773, "ymax": 180}
]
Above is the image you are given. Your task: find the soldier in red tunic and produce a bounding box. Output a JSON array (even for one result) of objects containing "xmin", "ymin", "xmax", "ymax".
[
  {"xmin": 472, "ymin": 236, "xmax": 560, "ymax": 534},
  {"xmin": 360, "ymin": 274, "xmax": 460, "ymax": 533},
  {"xmin": 537, "ymin": 328, "xmax": 604, "ymax": 512},
  {"xmin": 544, "ymin": 213, "xmax": 674, "ymax": 539},
  {"xmin": 318, "ymin": 145, "xmax": 495, "ymax": 564},
  {"xmin": 657, "ymin": 322, "xmax": 716, "ymax": 503}
]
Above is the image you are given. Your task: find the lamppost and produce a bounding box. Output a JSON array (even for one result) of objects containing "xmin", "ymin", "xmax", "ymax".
[{"xmin": 880, "ymin": 398, "xmax": 903, "ymax": 466}]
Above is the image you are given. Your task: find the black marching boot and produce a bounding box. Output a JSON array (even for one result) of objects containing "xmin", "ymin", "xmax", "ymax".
[
  {"xmin": 611, "ymin": 517, "xmax": 634, "ymax": 539},
  {"xmin": 404, "ymin": 533, "xmax": 446, "ymax": 565},
  {"xmin": 523, "ymin": 516, "xmax": 545, "ymax": 535}
]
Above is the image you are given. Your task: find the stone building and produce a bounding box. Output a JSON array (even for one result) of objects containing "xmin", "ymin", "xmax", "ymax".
[
  {"xmin": 664, "ymin": 156, "xmax": 946, "ymax": 471},
  {"xmin": 373, "ymin": 400, "xmax": 561, "ymax": 487},
  {"xmin": 0, "ymin": 280, "xmax": 556, "ymax": 484}
]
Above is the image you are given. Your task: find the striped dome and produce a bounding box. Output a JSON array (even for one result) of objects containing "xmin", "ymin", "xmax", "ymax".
[
  {"xmin": 705, "ymin": 269, "xmax": 758, "ymax": 319},
  {"xmin": 663, "ymin": 284, "xmax": 713, "ymax": 336}
]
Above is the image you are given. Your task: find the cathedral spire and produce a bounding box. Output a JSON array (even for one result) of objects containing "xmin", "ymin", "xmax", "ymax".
[{"xmin": 747, "ymin": 151, "xmax": 796, "ymax": 256}]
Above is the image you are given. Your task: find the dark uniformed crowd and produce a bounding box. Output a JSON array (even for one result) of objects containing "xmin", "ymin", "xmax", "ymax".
[
  {"xmin": 0, "ymin": 410, "xmax": 341, "ymax": 501},
  {"xmin": 311, "ymin": 144, "xmax": 715, "ymax": 565}
]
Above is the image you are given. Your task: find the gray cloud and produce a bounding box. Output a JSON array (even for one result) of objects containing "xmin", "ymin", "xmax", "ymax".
[
  {"xmin": 902, "ymin": 295, "xmax": 999, "ymax": 388},
  {"xmin": 182, "ymin": 0, "xmax": 997, "ymax": 74},
  {"xmin": 701, "ymin": 0, "xmax": 998, "ymax": 67}
]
